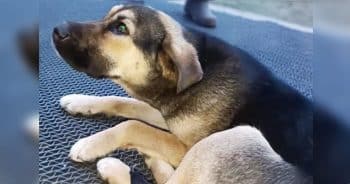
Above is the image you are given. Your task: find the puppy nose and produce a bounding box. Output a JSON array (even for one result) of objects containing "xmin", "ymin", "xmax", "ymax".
[{"xmin": 53, "ymin": 23, "xmax": 70, "ymax": 39}]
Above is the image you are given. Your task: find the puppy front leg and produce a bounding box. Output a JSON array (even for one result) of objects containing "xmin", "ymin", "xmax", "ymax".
[
  {"xmin": 97, "ymin": 157, "xmax": 175, "ymax": 184},
  {"xmin": 97, "ymin": 157, "xmax": 131, "ymax": 184},
  {"xmin": 148, "ymin": 158, "xmax": 175, "ymax": 184},
  {"xmin": 69, "ymin": 120, "xmax": 187, "ymax": 166},
  {"xmin": 60, "ymin": 94, "xmax": 168, "ymax": 130}
]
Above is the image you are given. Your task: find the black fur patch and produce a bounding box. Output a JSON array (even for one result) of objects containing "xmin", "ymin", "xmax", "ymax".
[{"xmin": 129, "ymin": 6, "xmax": 166, "ymax": 56}]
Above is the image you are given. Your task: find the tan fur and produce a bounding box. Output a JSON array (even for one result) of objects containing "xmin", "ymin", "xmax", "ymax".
[
  {"xmin": 101, "ymin": 8, "xmax": 149, "ymax": 87},
  {"xmin": 157, "ymin": 51, "xmax": 178, "ymax": 84},
  {"xmin": 157, "ymin": 11, "xmax": 203, "ymax": 93},
  {"xmin": 99, "ymin": 32, "xmax": 151, "ymax": 87},
  {"xmin": 60, "ymin": 94, "xmax": 168, "ymax": 130},
  {"xmin": 96, "ymin": 126, "xmax": 305, "ymax": 184},
  {"xmin": 97, "ymin": 157, "xmax": 131, "ymax": 184},
  {"xmin": 167, "ymin": 115, "xmax": 217, "ymax": 147},
  {"xmin": 166, "ymin": 86, "xmax": 236, "ymax": 146},
  {"xmin": 164, "ymin": 126, "xmax": 305, "ymax": 184},
  {"xmin": 148, "ymin": 158, "xmax": 175, "ymax": 184},
  {"xmin": 69, "ymin": 120, "xmax": 187, "ymax": 166},
  {"xmin": 97, "ymin": 157, "xmax": 175, "ymax": 184}
]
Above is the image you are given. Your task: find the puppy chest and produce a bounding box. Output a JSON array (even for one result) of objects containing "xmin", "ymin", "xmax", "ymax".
[{"xmin": 167, "ymin": 116, "xmax": 213, "ymax": 147}]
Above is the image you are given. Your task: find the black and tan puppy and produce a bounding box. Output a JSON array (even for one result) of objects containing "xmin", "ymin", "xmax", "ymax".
[{"xmin": 52, "ymin": 5, "xmax": 312, "ymax": 184}]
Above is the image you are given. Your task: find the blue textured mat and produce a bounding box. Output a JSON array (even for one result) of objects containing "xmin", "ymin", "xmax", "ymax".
[{"xmin": 39, "ymin": 0, "xmax": 312, "ymax": 183}]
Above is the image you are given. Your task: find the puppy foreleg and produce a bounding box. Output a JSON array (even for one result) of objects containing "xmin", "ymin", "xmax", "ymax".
[
  {"xmin": 147, "ymin": 158, "xmax": 175, "ymax": 184},
  {"xmin": 97, "ymin": 157, "xmax": 174, "ymax": 184},
  {"xmin": 97, "ymin": 157, "xmax": 131, "ymax": 184},
  {"xmin": 69, "ymin": 120, "xmax": 187, "ymax": 166},
  {"xmin": 60, "ymin": 94, "xmax": 168, "ymax": 130}
]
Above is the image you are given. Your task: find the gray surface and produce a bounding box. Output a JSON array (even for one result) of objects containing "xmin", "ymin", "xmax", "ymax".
[{"xmin": 214, "ymin": 0, "xmax": 312, "ymax": 27}]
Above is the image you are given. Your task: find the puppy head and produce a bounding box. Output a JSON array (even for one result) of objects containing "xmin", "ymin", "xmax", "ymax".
[{"xmin": 52, "ymin": 5, "xmax": 203, "ymax": 94}]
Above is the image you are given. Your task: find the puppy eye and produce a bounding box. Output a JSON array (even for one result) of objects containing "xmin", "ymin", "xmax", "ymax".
[{"xmin": 112, "ymin": 22, "xmax": 129, "ymax": 35}]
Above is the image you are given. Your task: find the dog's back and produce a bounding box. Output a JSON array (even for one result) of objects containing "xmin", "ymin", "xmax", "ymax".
[
  {"xmin": 185, "ymin": 28, "xmax": 313, "ymax": 175},
  {"xmin": 167, "ymin": 126, "xmax": 311, "ymax": 184}
]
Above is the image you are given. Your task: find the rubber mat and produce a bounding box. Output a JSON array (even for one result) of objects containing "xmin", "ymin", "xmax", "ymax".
[{"xmin": 39, "ymin": 0, "xmax": 312, "ymax": 183}]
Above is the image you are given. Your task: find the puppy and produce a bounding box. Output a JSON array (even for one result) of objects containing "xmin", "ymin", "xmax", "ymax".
[{"xmin": 52, "ymin": 5, "xmax": 312, "ymax": 183}]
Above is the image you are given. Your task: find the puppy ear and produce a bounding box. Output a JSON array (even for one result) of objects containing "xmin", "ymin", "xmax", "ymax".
[{"xmin": 159, "ymin": 12, "xmax": 203, "ymax": 93}]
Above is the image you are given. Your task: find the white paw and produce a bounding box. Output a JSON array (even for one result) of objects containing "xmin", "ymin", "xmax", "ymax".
[
  {"xmin": 97, "ymin": 157, "xmax": 131, "ymax": 183},
  {"xmin": 69, "ymin": 136, "xmax": 108, "ymax": 162},
  {"xmin": 60, "ymin": 94, "xmax": 100, "ymax": 115}
]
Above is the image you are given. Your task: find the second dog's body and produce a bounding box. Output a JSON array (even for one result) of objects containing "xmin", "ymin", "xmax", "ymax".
[{"xmin": 53, "ymin": 5, "xmax": 312, "ymax": 183}]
